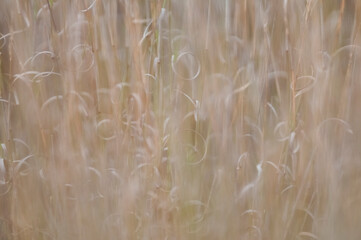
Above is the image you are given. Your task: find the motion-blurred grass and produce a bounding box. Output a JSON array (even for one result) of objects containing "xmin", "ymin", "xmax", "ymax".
[{"xmin": 1, "ymin": 0, "xmax": 361, "ymax": 239}]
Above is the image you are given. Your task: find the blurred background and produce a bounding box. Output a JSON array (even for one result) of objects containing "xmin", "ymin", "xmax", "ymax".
[{"xmin": 1, "ymin": 0, "xmax": 361, "ymax": 239}]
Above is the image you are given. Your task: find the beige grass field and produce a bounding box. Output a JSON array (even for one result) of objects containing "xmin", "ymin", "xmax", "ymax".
[{"xmin": 1, "ymin": 0, "xmax": 361, "ymax": 239}]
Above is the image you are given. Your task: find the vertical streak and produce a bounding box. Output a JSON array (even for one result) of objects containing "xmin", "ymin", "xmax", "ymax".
[
  {"xmin": 206, "ymin": 0, "xmax": 211, "ymax": 50},
  {"xmin": 225, "ymin": 0, "xmax": 230, "ymax": 41}
]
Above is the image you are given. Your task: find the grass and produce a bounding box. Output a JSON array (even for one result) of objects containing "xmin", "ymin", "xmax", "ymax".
[{"xmin": 1, "ymin": 0, "xmax": 361, "ymax": 239}]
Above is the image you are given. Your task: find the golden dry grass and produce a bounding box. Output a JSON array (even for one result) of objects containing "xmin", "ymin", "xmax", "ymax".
[{"xmin": 1, "ymin": 0, "xmax": 361, "ymax": 239}]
